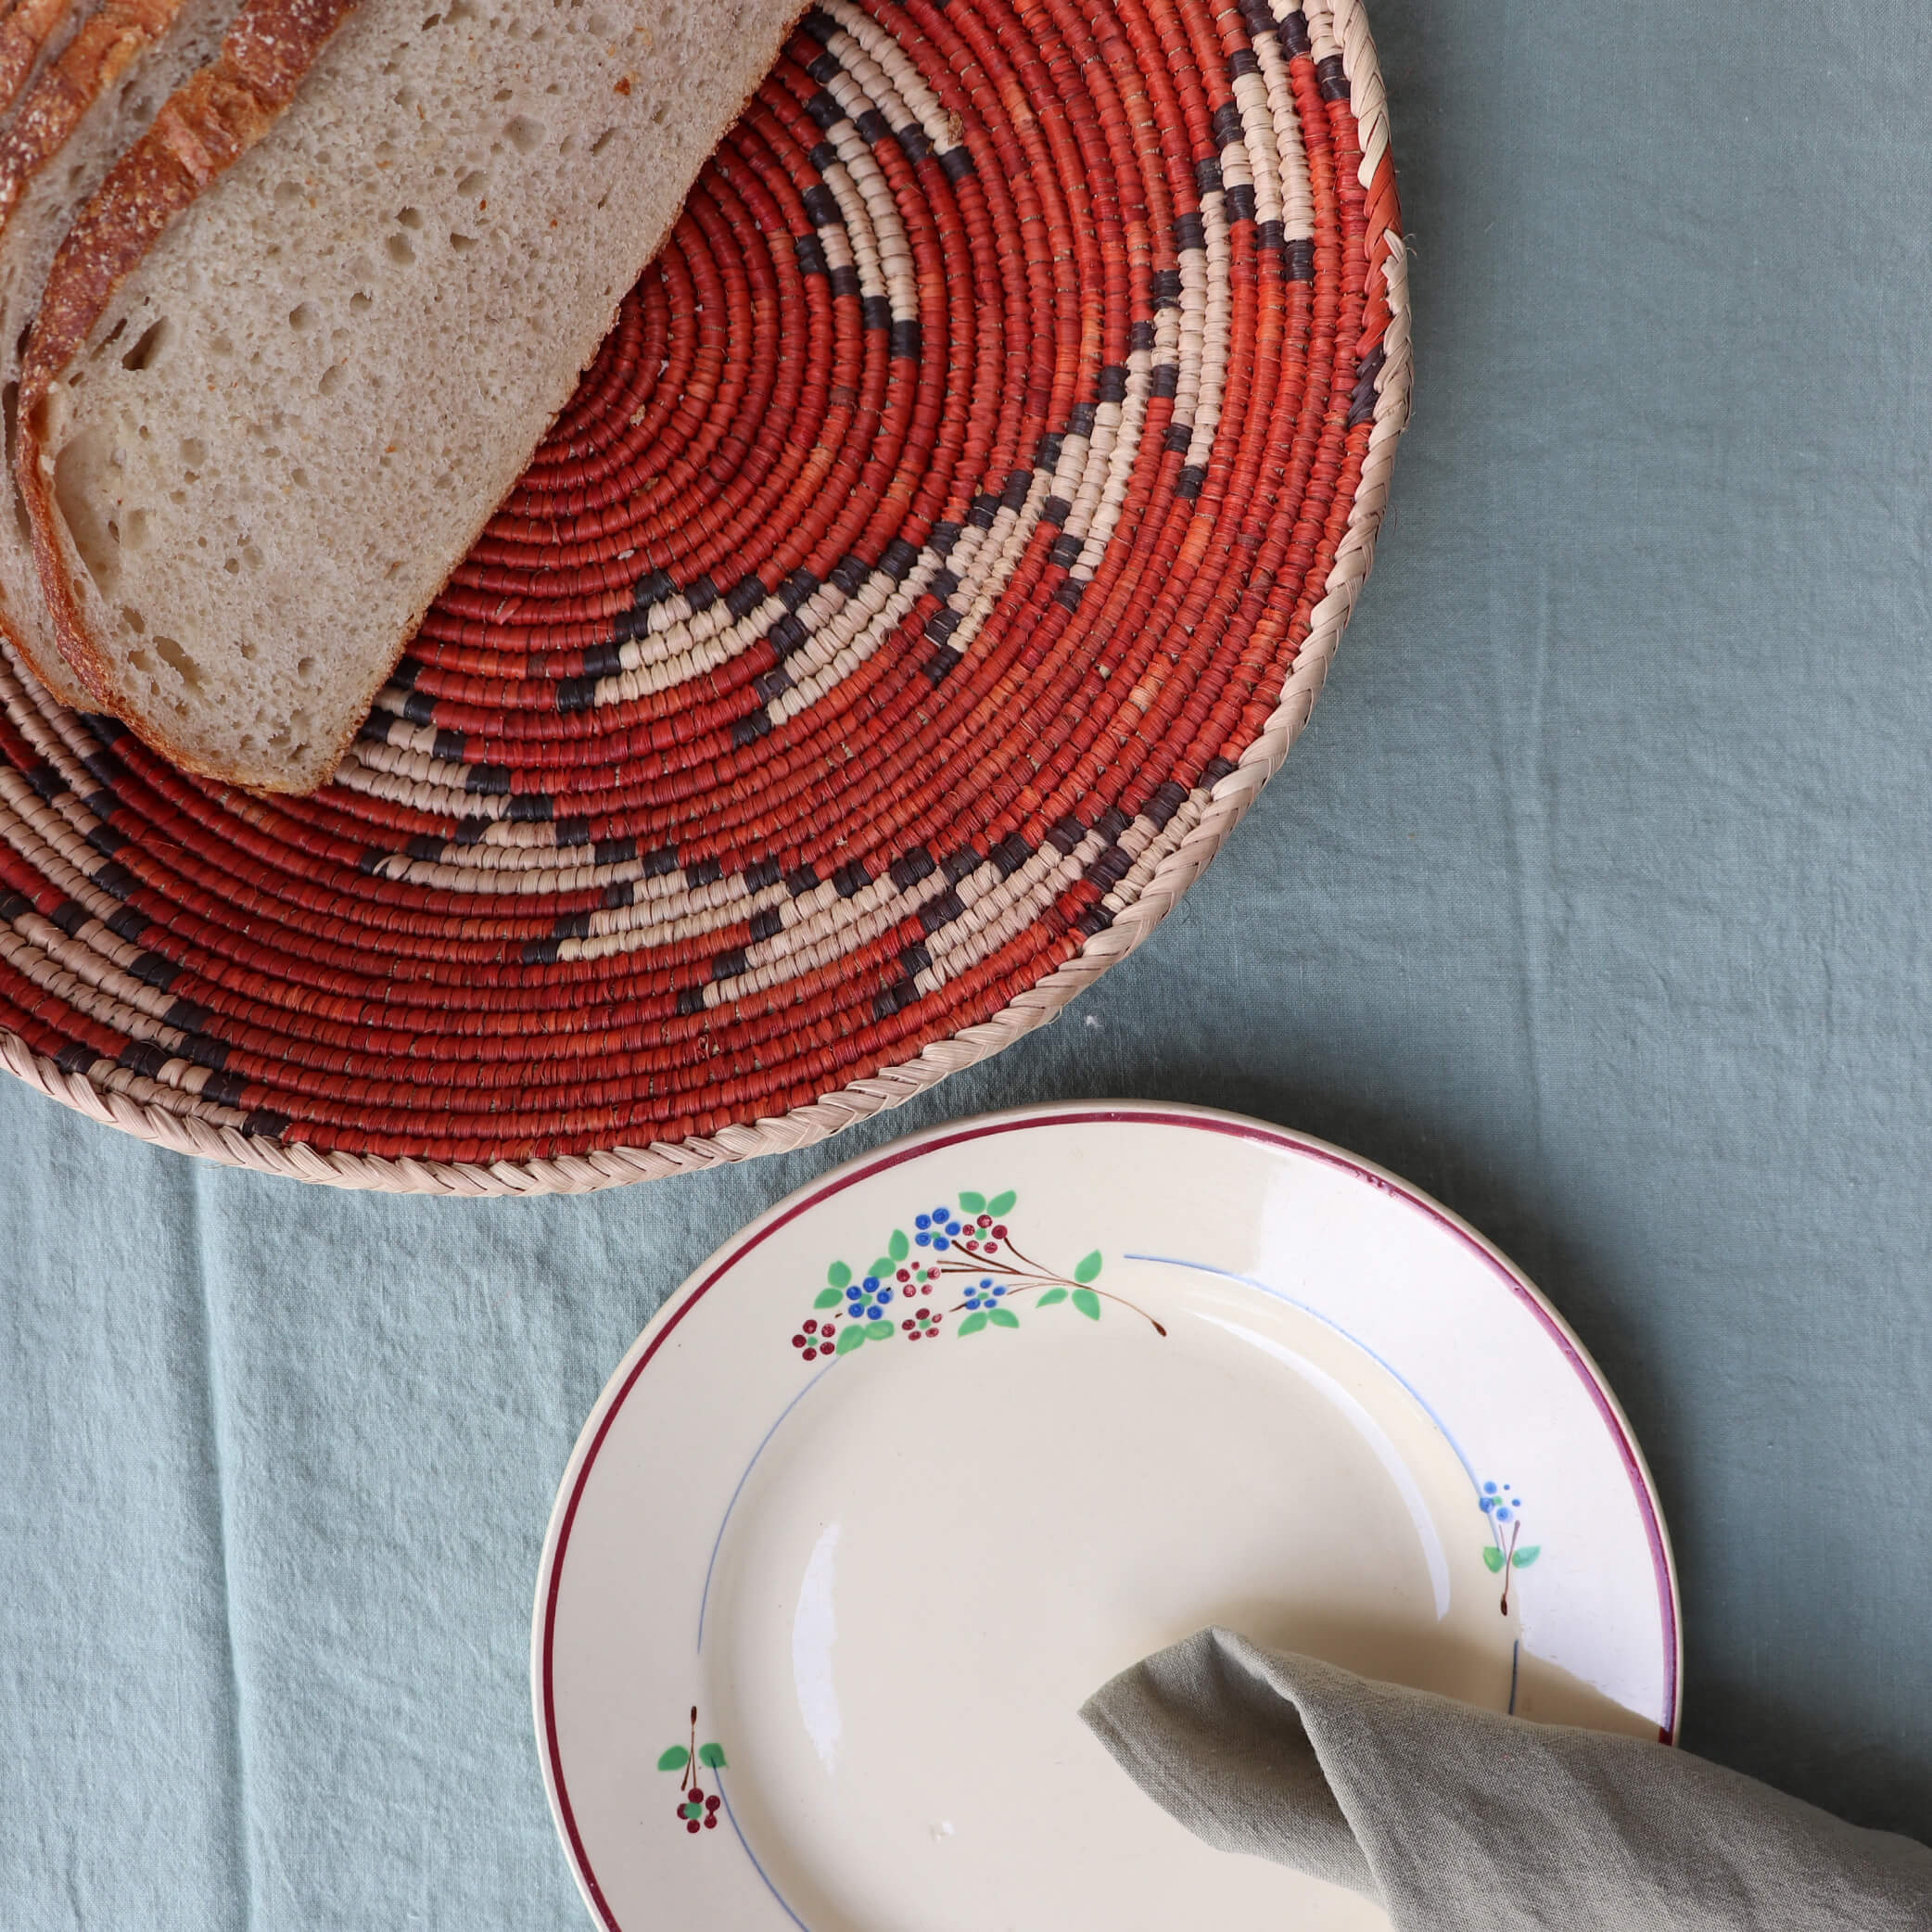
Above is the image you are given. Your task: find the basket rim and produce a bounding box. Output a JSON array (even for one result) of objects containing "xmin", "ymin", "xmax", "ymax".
[{"xmin": 0, "ymin": 0, "xmax": 1411, "ymax": 1196}]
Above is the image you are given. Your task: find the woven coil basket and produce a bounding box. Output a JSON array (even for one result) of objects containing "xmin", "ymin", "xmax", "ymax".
[{"xmin": 0, "ymin": 0, "xmax": 1407, "ymax": 1194}]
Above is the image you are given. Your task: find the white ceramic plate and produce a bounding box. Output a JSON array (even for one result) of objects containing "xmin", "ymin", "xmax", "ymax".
[{"xmin": 534, "ymin": 1104, "xmax": 1680, "ymax": 1931}]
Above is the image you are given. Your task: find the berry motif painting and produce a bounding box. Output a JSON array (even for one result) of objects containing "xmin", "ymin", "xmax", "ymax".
[
  {"xmin": 1480, "ymin": 1480, "xmax": 1542, "ymax": 1615},
  {"xmin": 657, "ymin": 1708, "xmax": 727, "ymax": 1837},
  {"xmin": 788, "ymin": 1190, "xmax": 1168, "ymax": 1361}
]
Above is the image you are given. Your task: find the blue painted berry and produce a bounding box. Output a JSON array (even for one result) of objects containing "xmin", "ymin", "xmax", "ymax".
[{"xmin": 1478, "ymin": 1482, "xmax": 1524, "ymax": 1522}]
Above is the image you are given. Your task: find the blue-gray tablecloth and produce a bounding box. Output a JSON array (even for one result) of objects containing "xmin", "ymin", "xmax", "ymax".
[{"xmin": 4, "ymin": 2, "xmax": 1929, "ymax": 1923}]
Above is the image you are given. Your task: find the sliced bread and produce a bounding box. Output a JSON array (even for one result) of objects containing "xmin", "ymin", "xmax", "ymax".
[
  {"xmin": 0, "ymin": 0, "xmax": 246, "ymax": 710},
  {"xmin": 18, "ymin": 0, "xmax": 806, "ymax": 792}
]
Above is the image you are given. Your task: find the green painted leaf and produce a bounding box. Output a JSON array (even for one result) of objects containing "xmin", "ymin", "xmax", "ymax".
[
  {"xmin": 988, "ymin": 1189, "xmax": 1016, "ymax": 1216},
  {"xmin": 697, "ymin": 1742, "xmax": 727, "ymax": 1770},
  {"xmin": 656, "ymin": 1746, "xmax": 691, "ymax": 1773},
  {"xmin": 835, "ymin": 1324, "xmax": 867, "ymax": 1355},
  {"xmin": 828, "ymin": 1261, "xmax": 851, "ymax": 1290},
  {"xmin": 959, "ymin": 1190, "xmax": 987, "ymax": 1213},
  {"xmin": 1074, "ymin": 1250, "xmax": 1102, "ymax": 1284},
  {"xmin": 1481, "ymin": 1546, "xmax": 1505, "ymax": 1573},
  {"xmin": 1511, "ymin": 1545, "xmax": 1541, "ymax": 1569},
  {"xmin": 814, "ymin": 1288, "xmax": 842, "ymax": 1310},
  {"xmin": 681, "ymin": 1800, "xmax": 704, "ymax": 1821},
  {"xmin": 1036, "ymin": 1287, "xmax": 1068, "ymax": 1306},
  {"xmin": 865, "ymin": 1320, "xmax": 895, "ymax": 1340},
  {"xmin": 986, "ymin": 1306, "xmax": 1020, "ymax": 1328},
  {"xmin": 870, "ymin": 1259, "xmax": 894, "ymax": 1281},
  {"xmin": 888, "ymin": 1229, "xmax": 909, "ymax": 1262},
  {"xmin": 1071, "ymin": 1288, "xmax": 1101, "ymax": 1320},
  {"xmin": 958, "ymin": 1312, "xmax": 988, "ymax": 1336}
]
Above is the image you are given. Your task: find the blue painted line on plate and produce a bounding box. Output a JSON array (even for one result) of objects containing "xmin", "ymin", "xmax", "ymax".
[
  {"xmin": 1129, "ymin": 1251, "xmax": 1530, "ymax": 1706},
  {"xmin": 716, "ymin": 1771, "xmax": 811, "ymax": 1930},
  {"xmin": 698, "ymin": 1362, "xmax": 833, "ymax": 1653},
  {"xmin": 1122, "ymin": 1252, "xmax": 1485, "ymax": 1502}
]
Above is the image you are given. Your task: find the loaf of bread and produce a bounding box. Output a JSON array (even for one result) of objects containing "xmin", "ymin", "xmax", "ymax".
[
  {"xmin": 18, "ymin": 0, "xmax": 804, "ymax": 790},
  {"xmin": 0, "ymin": 0, "xmax": 245, "ymax": 711}
]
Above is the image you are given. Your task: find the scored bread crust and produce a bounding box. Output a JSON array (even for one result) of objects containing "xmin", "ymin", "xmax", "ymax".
[
  {"xmin": 0, "ymin": 0, "xmax": 86, "ymax": 121},
  {"xmin": 0, "ymin": 0, "xmax": 237, "ymax": 709},
  {"xmin": 15, "ymin": 0, "xmax": 354, "ymax": 723},
  {"xmin": 15, "ymin": 0, "xmax": 807, "ymax": 793}
]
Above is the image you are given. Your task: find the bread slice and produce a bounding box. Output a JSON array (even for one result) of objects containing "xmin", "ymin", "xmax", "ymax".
[
  {"xmin": 0, "ymin": 0, "xmax": 246, "ymax": 710},
  {"xmin": 18, "ymin": 0, "xmax": 806, "ymax": 792}
]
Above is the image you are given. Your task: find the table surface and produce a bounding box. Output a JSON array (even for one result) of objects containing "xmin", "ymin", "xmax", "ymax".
[{"xmin": 6, "ymin": 2, "xmax": 1931, "ymax": 1924}]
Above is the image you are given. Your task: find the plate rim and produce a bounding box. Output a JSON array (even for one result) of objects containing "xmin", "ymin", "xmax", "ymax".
[{"xmin": 530, "ymin": 1100, "xmax": 1684, "ymax": 1929}]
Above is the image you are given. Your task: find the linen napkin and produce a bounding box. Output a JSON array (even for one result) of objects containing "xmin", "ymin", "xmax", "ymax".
[{"xmin": 1079, "ymin": 1629, "xmax": 1932, "ymax": 1930}]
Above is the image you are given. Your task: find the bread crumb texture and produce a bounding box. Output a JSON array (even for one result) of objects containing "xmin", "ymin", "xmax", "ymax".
[
  {"xmin": 39, "ymin": 0, "xmax": 785, "ymax": 789},
  {"xmin": 0, "ymin": 0, "xmax": 246, "ymax": 711}
]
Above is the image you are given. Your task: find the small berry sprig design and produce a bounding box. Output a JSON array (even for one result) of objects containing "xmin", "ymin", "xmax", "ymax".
[
  {"xmin": 657, "ymin": 1707, "xmax": 726, "ymax": 1837},
  {"xmin": 789, "ymin": 1189, "xmax": 1166, "ymax": 1362},
  {"xmin": 1479, "ymin": 1481, "xmax": 1541, "ymax": 1615}
]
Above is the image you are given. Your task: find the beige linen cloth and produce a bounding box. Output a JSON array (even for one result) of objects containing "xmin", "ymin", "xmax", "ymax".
[{"xmin": 1080, "ymin": 1630, "xmax": 1932, "ymax": 1930}]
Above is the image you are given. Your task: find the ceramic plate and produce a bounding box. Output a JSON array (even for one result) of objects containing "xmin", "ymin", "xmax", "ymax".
[{"xmin": 533, "ymin": 1105, "xmax": 1680, "ymax": 1931}]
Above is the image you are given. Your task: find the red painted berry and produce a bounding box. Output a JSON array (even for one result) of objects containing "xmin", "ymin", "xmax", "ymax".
[
  {"xmin": 704, "ymin": 1814, "xmax": 718, "ymax": 1828},
  {"xmin": 792, "ymin": 1334, "xmax": 806, "ymax": 1347},
  {"xmin": 804, "ymin": 1319, "xmax": 818, "ymax": 1334},
  {"xmin": 978, "ymin": 1214, "xmax": 992, "ymax": 1227},
  {"xmin": 705, "ymin": 1795, "xmax": 720, "ymax": 1812},
  {"xmin": 687, "ymin": 1819, "xmax": 701, "ymax": 1834},
  {"xmin": 992, "ymin": 1225, "xmax": 1008, "ymax": 1239}
]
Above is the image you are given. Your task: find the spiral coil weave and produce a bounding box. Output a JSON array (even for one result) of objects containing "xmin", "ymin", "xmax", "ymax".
[{"xmin": 0, "ymin": 0, "xmax": 1406, "ymax": 1192}]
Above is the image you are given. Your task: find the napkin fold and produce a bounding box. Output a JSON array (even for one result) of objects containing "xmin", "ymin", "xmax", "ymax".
[{"xmin": 1079, "ymin": 1629, "xmax": 1931, "ymax": 1930}]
